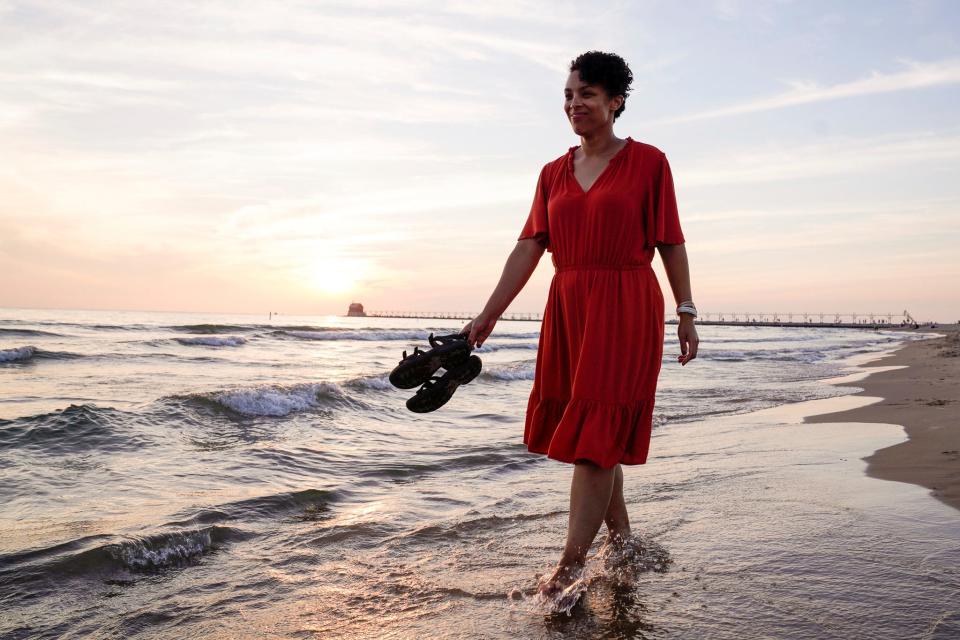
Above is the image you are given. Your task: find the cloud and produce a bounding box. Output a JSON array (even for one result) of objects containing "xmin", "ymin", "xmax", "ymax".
[
  {"xmin": 1, "ymin": 0, "xmax": 957, "ymax": 318},
  {"xmin": 692, "ymin": 206, "xmax": 960, "ymax": 256},
  {"xmin": 680, "ymin": 131, "xmax": 960, "ymax": 186},
  {"xmin": 656, "ymin": 58, "xmax": 960, "ymax": 124},
  {"xmin": 681, "ymin": 195, "xmax": 960, "ymax": 223}
]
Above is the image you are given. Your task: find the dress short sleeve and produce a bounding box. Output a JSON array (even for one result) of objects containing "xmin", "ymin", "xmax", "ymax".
[
  {"xmin": 517, "ymin": 164, "xmax": 551, "ymax": 252},
  {"xmin": 647, "ymin": 152, "xmax": 685, "ymax": 249}
]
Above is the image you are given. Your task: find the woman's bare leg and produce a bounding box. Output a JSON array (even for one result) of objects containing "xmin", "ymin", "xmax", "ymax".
[
  {"xmin": 538, "ymin": 460, "xmax": 616, "ymax": 596},
  {"xmin": 602, "ymin": 464, "xmax": 631, "ymax": 542}
]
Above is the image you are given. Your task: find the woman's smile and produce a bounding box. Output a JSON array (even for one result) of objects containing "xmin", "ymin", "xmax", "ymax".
[{"xmin": 564, "ymin": 69, "xmax": 623, "ymax": 135}]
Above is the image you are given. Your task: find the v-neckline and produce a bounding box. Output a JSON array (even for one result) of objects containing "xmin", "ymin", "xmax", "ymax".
[{"xmin": 568, "ymin": 136, "xmax": 633, "ymax": 195}]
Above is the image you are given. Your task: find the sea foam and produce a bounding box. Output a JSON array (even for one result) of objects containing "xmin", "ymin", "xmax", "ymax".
[
  {"xmin": 481, "ymin": 363, "xmax": 536, "ymax": 381},
  {"xmin": 207, "ymin": 382, "xmax": 350, "ymax": 417}
]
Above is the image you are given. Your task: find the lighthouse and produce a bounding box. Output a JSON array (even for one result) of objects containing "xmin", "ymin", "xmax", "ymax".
[{"xmin": 347, "ymin": 302, "xmax": 366, "ymax": 317}]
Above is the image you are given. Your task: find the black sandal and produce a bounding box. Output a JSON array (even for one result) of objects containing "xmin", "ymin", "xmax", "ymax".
[
  {"xmin": 406, "ymin": 355, "xmax": 482, "ymax": 413},
  {"xmin": 389, "ymin": 332, "xmax": 472, "ymax": 390}
]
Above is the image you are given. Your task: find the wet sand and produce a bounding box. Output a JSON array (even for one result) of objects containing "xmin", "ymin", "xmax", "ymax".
[{"xmin": 805, "ymin": 325, "xmax": 960, "ymax": 513}]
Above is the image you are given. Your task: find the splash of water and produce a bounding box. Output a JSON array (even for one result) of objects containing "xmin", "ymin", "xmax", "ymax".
[{"xmin": 511, "ymin": 532, "xmax": 673, "ymax": 617}]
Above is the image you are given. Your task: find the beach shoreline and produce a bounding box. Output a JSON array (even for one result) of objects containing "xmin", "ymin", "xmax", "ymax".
[
  {"xmin": 4, "ymin": 311, "xmax": 959, "ymax": 637},
  {"xmin": 804, "ymin": 325, "xmax": 960, "ymax": 513}
]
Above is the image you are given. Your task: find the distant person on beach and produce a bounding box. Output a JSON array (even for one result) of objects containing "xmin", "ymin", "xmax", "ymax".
[{"xmin": 461, "ymin": 51, "xmax": 698, "ymax": 599}]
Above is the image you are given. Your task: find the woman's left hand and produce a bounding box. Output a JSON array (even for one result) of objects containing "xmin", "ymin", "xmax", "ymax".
[{"xmin": 677, "ymin": 316, "xmax": 698, "ymax": 366}]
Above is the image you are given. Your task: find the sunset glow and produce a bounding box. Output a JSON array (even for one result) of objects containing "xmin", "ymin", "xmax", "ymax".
[
  {"xmin": 306, "ymin": 257, "xmax": 369, "ymax": 296},
  {"xmin": 0, "ymin": 1, "xmax": 957, "ymax": 321}
]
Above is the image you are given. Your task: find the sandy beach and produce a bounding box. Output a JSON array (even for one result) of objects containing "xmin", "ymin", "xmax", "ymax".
[{"xmin": 805, "ymin": 325, "xmax": 960, "ymax": 513}]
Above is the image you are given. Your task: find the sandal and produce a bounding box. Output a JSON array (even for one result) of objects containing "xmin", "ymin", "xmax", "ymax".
[
  {"xmin": 389, "ymin": 332, "xmax": 472, "ymax": 390},
  {"xmin": 406, "ymin": 355, "xmax": 482, "ymax": 413}
]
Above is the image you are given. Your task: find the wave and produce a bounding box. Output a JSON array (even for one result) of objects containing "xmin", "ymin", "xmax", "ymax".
[
  {"xmin": 168, "ymin": 323, "xmax": 258, "ymax": 334},
  {"xmin": 177, "ymin": 381, "xmax": 365, "ymax": 417},
  {"xmin": 0, "ymin": 489, "xmax": 339, "ymax": 594},
  {"xmin": 0, "ymin": 327, "xmax": 64, "ymax": 337},
  {"xmin": 170, "ymin": 324, "xmax": 457, "ymax": 336},
  {"xmin": 101, "ymin": 527, "xmax": 237, "ymax": 571},
  {"xmin": 167, "ymin": 323, "xmax": 381, "ymax": 334},
  {"xmin": 473, "ymin": 342, "xmax": 539, "ymax": 352},
  {"xmin": 342, "ymin": 373, "xmax": 394, "ymax": 391},
  {"xmin": 0, "ymin": 345, "xmax": 36, "ymax": 363},
  {"xmin": 0, "ymin": 525, "xmax": 248, "ymax": 599},
  {"xmin": 1, "ymin": 320, "xmax": 153, "ymax": 332},
  {"xmin": 205, "ymin": 487, "xmax": 343, "ymax": 521},
  {"xmin": 275, "ymin": 328, "xmax": 542, "ymax": 343},
  {"xmin": 701, "ymin": 347, "xmax": 838, "ymax": 363},
  {"xmin": 276, "ymin": 329, "xmax": 436, "ymax": 342},
  {"xmin": 0, "ymin": 404, "xmax": 151, "ymax": 454},
  {"xmin": 35, "ymin": 348, "xmax": 86, "ymax": 360},
  {"xmin": 709, "ymin": 335, "xmax": 819, "ymax": 344},
  {"xmin": 499, "ymin": 331, "xmax": 541, "ymax": 339},
  {"xmin": 1, "ymin": 346, "xmax": 90, "ymax": 363},
  {"xmin": 306, "ymin": 521, "xmax": 402, "ymax": 548},
  {"xmin": 355, "ymin": 448, "xmax": 535, "ymax": 483},
  {"xmin": 395, "ymin": 509, "xmax": 567, "ymax": 544},
  {"xmin": 480, "ymin": 362, "xmax": 535, "ymax": 381},
  {"xmin": 109, "ymin": 351, "xmax": 228, "ymax": 363},
  {"xmin": 92, "ymin": 323, "xmax": 153, "ymax": 331},
  {"xmin": 175, "ymin": 336, "xmax": 247, "ymax": 347}
]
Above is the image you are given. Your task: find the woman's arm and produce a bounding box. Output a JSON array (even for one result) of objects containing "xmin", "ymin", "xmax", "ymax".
[
  {"xmin": 657, "ymin": 243, "xmax": 699, "ymax": 365},
  {"xmin": 658, "ymin": 243, "xmax": 692, "ymax": 304},
  {"xmin": 462, "ymin": 238, "xmax": 545, "ymax": 347}
]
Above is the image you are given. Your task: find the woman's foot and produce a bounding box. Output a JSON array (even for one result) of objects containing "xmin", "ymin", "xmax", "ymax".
[
  {"xmin": 537, "ymin": 561, "xmax": 585, "ymax": 599},
  {"xmin": 599, "ymin": 528, "xmax": 631, "ymax": 553}
]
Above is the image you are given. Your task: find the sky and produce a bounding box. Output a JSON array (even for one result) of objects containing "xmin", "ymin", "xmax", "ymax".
[{"xmin": 1, "ymin": 0, "xmax": 958, "ymax": 322}]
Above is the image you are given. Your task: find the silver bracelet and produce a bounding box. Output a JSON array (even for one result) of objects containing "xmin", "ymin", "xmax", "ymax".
[{"xmin": 676, "ymin": 300, "xmax": 698, "ymax": 318}]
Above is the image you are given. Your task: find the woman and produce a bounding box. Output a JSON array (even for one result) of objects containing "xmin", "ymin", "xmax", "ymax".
[{"xmin": 461, "ymin": 51, "xmax": 699, "ymax": 598}]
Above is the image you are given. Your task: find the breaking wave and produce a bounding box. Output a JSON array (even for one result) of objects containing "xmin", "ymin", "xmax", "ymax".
[
  {"xmin": 343, "ymin": 373, "xmax": 394, "ymax": 391},
  {"xmin": 181, "ymin": 381, "xmax": 364, "ymax": 417},
  {"xmin": 0, "ymin": 345, "xmax": 36, "ymax": 363},
  {"xmin": 175, "ymin": 336, "xmax": 247, "ymax": 347},
  {"xmin": 105, "ymin": 528, "xmax": 230, "ymax": 571},
  {"xmin": 0, "ymin": 346, "xmax": 98, "ymax": 363},
  {"xmin": 0, "ymin": 526, "xmax": 246, "ymax": 594},
  {"xmin": 480, "ymin": 362, "xmax": 536, "ymax": 381}
]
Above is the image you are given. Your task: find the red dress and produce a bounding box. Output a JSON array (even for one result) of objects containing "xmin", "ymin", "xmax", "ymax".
[{"xmin": 517, "ymin": 137, "xmax": 685, "ymax": 469}]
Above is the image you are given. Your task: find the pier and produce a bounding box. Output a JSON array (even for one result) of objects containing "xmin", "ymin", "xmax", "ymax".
[{"xmin": 360, "ymin": 309, "xmax": 932, "ymax": 329}]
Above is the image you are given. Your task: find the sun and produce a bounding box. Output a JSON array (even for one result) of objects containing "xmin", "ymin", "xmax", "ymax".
[{"xmin": 306, "ymin": 257, "xmax": 368, "ymax": 295}]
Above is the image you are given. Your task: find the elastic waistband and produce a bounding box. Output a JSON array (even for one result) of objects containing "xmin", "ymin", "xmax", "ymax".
[{"xmin": 554, "ymin": 263, "xmax": 652, "ymax": 273}]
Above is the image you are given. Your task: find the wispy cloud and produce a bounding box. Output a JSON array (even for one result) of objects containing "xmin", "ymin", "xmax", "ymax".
[
  {"xmin": 1, "ymin": 0, "xmax": 958, "ymax": 317},
  {"xmin": 680, "ymin": 131, "xmax": 960, "ymax": 186},
  {"xmin": 692, "ymin": 207, "xmax": 960, "ymax": 256},
  {"xmin": 681, "ymin": 195, "xmax": 960, "ymax": 223},
  {"xmin": 656, "ymin": 58, "xmax": 960, "ymax": 124}
]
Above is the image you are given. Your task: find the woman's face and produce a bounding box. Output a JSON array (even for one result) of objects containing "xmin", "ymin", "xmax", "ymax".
[{"xmin": 564, "ymin": 70, "xmax": 623, "ymax": 136}]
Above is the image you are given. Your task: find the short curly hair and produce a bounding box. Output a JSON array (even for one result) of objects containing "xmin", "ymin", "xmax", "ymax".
[{"xmin": 569, "ymin": 51, "xmax": 634, "ymax": 120}]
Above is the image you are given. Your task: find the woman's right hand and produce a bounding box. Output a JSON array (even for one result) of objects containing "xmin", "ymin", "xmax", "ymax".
[{"xmin": 461, "ymin": 312, "xmax": 498, "ymax": 349}]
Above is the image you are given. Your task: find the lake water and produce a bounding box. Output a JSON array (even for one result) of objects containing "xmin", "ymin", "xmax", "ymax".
[{"xmin": 1, "ymin": 308, "xmax": 956, "ymax": 639}]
